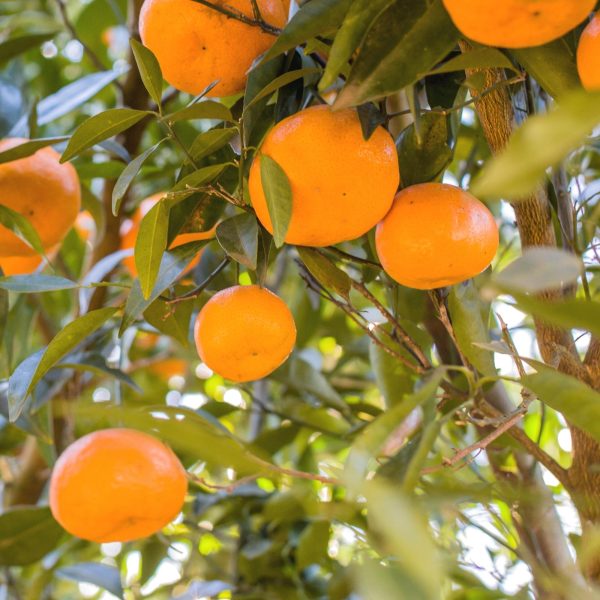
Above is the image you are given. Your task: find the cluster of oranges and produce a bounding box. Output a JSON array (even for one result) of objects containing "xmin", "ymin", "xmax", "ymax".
[{"xmin": 2, "ymin": 0, "xmax": 597, "ymax": 546}]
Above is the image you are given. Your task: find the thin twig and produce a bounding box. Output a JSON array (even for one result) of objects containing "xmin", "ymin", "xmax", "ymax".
[
  {"xmin": 190, "ymin": 0, "xmax": 281, "ymax": 35},
  {"xmin": 54, "ymin": 0, "xmax": 123, "ymax": 91},
  {"xmin": 166, "ymin": 257, "xmax": 230, "ymax": 305}
]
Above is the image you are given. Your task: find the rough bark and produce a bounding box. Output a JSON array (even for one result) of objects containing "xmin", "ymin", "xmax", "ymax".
[{"xmin": 459, "ymin": 41, "xmax": 600, "ymax": 580}]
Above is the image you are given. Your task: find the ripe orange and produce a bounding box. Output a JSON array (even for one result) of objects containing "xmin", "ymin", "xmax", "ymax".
[
  {"xmin": 0, "ymin": 253, "xmax": 43, "ymax": 276},
  {"xmin": 248, "ymin": 105, "xmax": 399, "ymax": 247},
  {"xmin": 442, "ymin": 0, "xmax": 596, "ymax": 48},
  {"xmin": 120, "ymin": 193, "xmax": 215, "ymax": 277},
  {"xmin": 577, "ymin": 13, "xmax": 600, "ymax": 91},
  {"xmin": 194, "ymin": 285, "xmax": 296, "ymax": 382},
  {"xmin": 375, "ymin": 183, "xmax": 499, "ymax": 290},
  {"xmin": 139, "ymin": 0, "xmax": 286, "ymax": 97},
  {"xmin": 0, "ymin": 138, "xmax": 80, "ymax": 257},
  {"xmin": 149, "ymin": 358, "xmax": 188, "ymax": 381},
  {"xmin": 49, "ymin": 428, "xmax": 187, "ymax": 543}
]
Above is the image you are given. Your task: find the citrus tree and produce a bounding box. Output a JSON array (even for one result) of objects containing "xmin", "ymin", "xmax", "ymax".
[{"xmin": 1, "ymin": 1, "xmax": 600, "ymax": 599}]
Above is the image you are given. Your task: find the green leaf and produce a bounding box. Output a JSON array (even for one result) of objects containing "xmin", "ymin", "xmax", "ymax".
[
  {"xmin": 320, "ymin": 0, "xmax": 394, "ymax": 91},
  {"xmin": 363, "ymin": 481, "xmax": 443, "ymax": 599},
  {"xmin": 472, "ymin": 89, "xmax": 600, "ymax": 200},
  {"xmin": 243, "ymin": 68, "xmax": 320, "ymax": 111},
  {"xmin": 500, "ymin": 292, "xmax": 600, "ymax": 339},
  {"xmin": 397, "ymin": 111, "xmax": 453, "ymax": 186},
  {"xmin": 120, "ymin": 242, "xmax": 208, "ymax": 333},
  {"xmin": 135, "ymin": 199, "xmax": 169, "ymax": 299},
  {"xmin": 259, "ymin": 155, "xmax": 292, "ymax": 248},
  {"xmin": 297, "ymin": 248, "xmax": 351, "ymax": 300},
  {"xmin": 511, "ymin": 39, "xmax": 581, "ymax": 100},
  {"xmin": 335, "ymin": 0, "xmax": 459, "ymax": 108},
  {"xmin": 75, "ymin": 405, "xmax": 268, "ymax": 476},
  {"xmin": 296, "ymin": 521, "xmax": 330, "ymax": 571},
  {"xmin": 524, "ymin": 371, "xmax": 600, "ymax": 444},
  {"xmin": 0, "ymin": 32, "xmax": 58, "ymax": 66},
  {"xmin": 427, "ymin": 46, "xmax": 516, "ymax": 76},
  {"xmin": 61, "ymin": 108, "xmax": 151, "ymax": 163},
  {"xmin": 165, "ymin": 100, "xmax": 233, "ymax": 123},
  {"xmin": 0, "ymin": 281, "xmax": 7, "ymax": 343},
  {"xmin": 262, "ymin": 0, "xmax": 352, "ymax": 62},
  {"xmin": 0, "ymin": 137, "xmax": 69, "ymax": 165},
  {"xmin": 369, "ymin": 323, "xmax": 418, "ymax": 408},
  {"xmin": 448, "ymin": 282, "xmax": 496, "ymax": 377},
  {"xmin": 0, "ymin": 275, "xmax": 78, "ymax": 293},
  {"xmin": 0, "ymin": 205, "xmax": 46, "ymax": 255},
  {"xmin": 344, "ymin": 369, "xmax": 444, "ymax": 490},
  {"xmin": 10, "ymin": 70, "xmax": 125, "ymax": 137},
  {"xmin": 216, "ymin": 213, "xmax": 259, "ymax": 270},
  {"xmin": 112, "ymin": 140, "xmax": 164, "ymax": 216},
  {"xmin": 189, "ymin": 128, "xmax": 237, "ymax": 161},
  {"xmin": 130, "ymin": 39, "xmax": 163, "ymax": 107},
  {"xmin": 8, "ymin": 308, "xmax": 116, "ymax": 421},
  {"xmin": 144, "ymin": 298, "xmax": 194, "ymax": 347},
  {"xmin": 57, "ymin": 563, "xmax": 124, "ymax": 599},
  {"xmin": 492, "ymin": 248, "xmax": 582, "ymax": 294},
  {"xmin": 0, "ymin": 506, "xmax": 63, "ymax": 566},
  {"xmin": 170, "ymin": 164, "xmax": 228, "ymax": 193}
]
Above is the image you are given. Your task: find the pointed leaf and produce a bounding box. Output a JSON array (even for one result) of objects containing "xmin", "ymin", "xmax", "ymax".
[
  {"xmin": 166, "ymin": 101, "xmax": 233, "ymax": 123},
  {"xmin": 61, "ymin": 108, "xmax": 151, "ymax": 163},
  {"xmin": 112, "ymin": 140, "xmax": 164, "ymax": 216},
  {"xmin": 0, "ymin": 507, "xmax": 63, "ymax": 566},
  {"xmin": 216, "ymin": 213, "xmax": 259, "ymax": 269},
  {"xmin": 130, "ymin": 39, "xmax": 163, "ymax": 107},
  {"xmin": 57, "ymin": 563, "xmax": 124, "ymax": 599},
  {"xmin": 135, "ymin": 199, "xmax": 169, "ymax": 299},
  {"xmin": 335, "ymin": 0, "xmax": 459, "ymax": 108},
  {"xmin": 320, "ymin": 0, "xmax": 394, "ymax": 91},
  {"xmin": 473, "ymin": 89, "xmax": 600, "ymax": 199},
  {"xmin": 524, "ymin": 371, "xmax": 600, "ymax": 444},
  {"xmin": 0, "ymin": 275, "xmax": 78, "ymax": 293},
  {"xmin": 0, "ymin": 137, "xmax": 69, "ymax": 165},
  {"xmin": 262, "ymin": 0, "xmax": 352, "ymax": 62},
  {"xmin": 189, "ymin": 128, "xmax": 237, "ymax": 161},
  {"xmin": 297, "ymin": 247, "xmax": 351, "ymax": 300},
  {"xmin": 259, "ymin": 155, "xmax": 292, "ymax": 248},
  {"xmin": 12, "ymin": 70, "xmax": 125, "ymax": 137},
  {"xmin": 0, "ymin": 205, "xmax": 45, "ymax": 255},
  {"xmin": 428, "ymin": 46, "xmax": 516, "ymax": 75},
  {"xmin": 447, "ymin": 282, "xmax": 496, "ymax": 377}
]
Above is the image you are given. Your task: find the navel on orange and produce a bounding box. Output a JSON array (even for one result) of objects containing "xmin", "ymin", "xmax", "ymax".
[{"xmin": 376, "ymin": 183, "xmax": 499, "ymax": 290}]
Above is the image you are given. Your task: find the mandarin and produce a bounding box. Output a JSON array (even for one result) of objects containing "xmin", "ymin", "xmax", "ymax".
[
  {"xmin": 0, "ymin": 138, "xmax": 80, "ymax": 257},
  {"xmin": 49, "ymin": 428, "xmax": 187, "ymax": 543},
  {"xmin": 120, "ymin": 193, "xmax": 215, "ymax": 277},
  {"xmin": 442, "ymin": 0, "xmax": 596, "ymax": 48},
  {"xmin": 139, "ymin": 0, "xmax": 286, "ymax": 97},
  {"xmin": 375, "ymin": 183, "xmax": 499, "ymax": 290},
  {"xmin": 248, "ymin": 105, "xmax": 399, "ymax": 247},
  {"xmin": 577, "ymin": 13, "xmax": 600, "ymax": 91},
  {"xmin": 194, "ymin": 285, "xmax": 296, "ymax": 382},
  {"xmin": 0, "ymin": 253, "xmax": 43, "ymax": 276}
]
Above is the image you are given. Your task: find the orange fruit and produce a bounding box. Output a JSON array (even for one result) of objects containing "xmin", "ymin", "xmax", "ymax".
[
  {"xmin": 0, "ymin": 253, "xmax": 43, "ymax": 276},
  {"xmin": 49, "ymin": 428, "xmax": 187, "ymax": 543},
  {"xmin": 74, "ymin": 210, "xmax": 96, "ymax": 244},
  {"xmin": 0, "ymin": 138, "xmax": 80, "ymax": 257},
  {"xmin": 139, "ymin": 0, "xmax": 286, "ymax": 97},
  {"xmin": 375, "ymin": 183, "xmax": 499, "ymax": 290},
  {"xmin": 120, "ymin": 193, "xmax": 215, "ymax": 278},
  {"xmin": 194, "ymin": 285, "xmax": 296, "ymax": 382},
  {"xmin": 248, "ymin": 105, "xmax": 399, "ymax": 247},
  {"xmin": 149, "ymin": 358, "xmax": 188, "ymax": 381},
  {"xmin": 442, "ymin": 0, "xmax": 596, "ymax": 48},
  {"xmin": 577, "ymin": 13, "xmax": 600, "ymax": 90}
]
